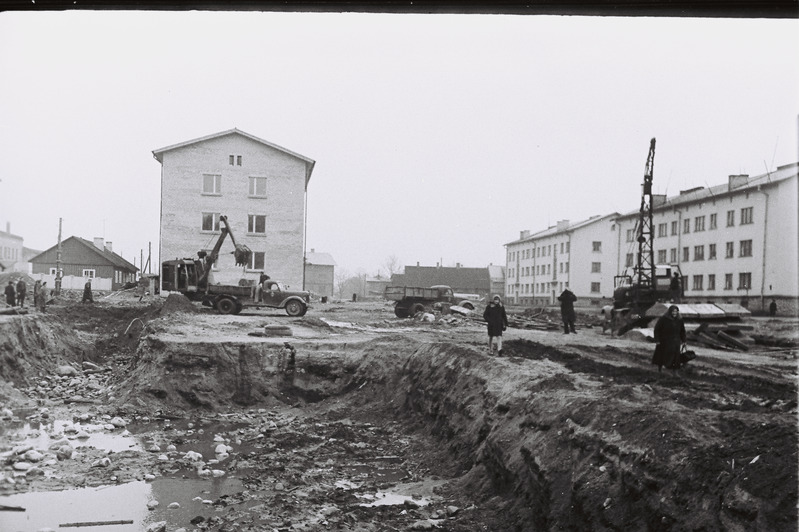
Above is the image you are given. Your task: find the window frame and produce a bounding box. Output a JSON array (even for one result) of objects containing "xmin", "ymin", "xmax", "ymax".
[
  {"xmin": 201, "ymin": 212, "xmax": 221, "ymax": 232},
  {"xmin": 202, "ymin": 173, "xmax": 222, "ymax": 195},
  {"xmin": 248, "ymin": 214, "xmax": 267, "ymax": 235}
]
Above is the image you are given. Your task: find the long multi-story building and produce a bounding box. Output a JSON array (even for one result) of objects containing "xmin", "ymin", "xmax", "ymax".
[
  {"xmin": 506, "ymin": 162, "xmax": 798, "ymax": 314},
  {"xmin": 153, "ymin": 128, "xmax": 315, "ymax": 290}
]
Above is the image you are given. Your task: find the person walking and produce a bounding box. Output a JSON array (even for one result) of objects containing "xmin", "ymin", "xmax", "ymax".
[
  {"xmin": 137, "ymin": 276, "xmax": 147, "ymax": 302},
  {"xmin": 4, "ymin": 280, "xmax": 16, "ymax": 307},
  {"xmin": 33, "ymin": 279, "xmax": 41, "ymax": 305},
  {"xmin": 482, "ymin": 295, "xmax": 508, "ymax": 356},
  {"xmin": 769, "ymin": 299, "xmax": 777, "ymax": 317},
  {"xmin": 16, "ymin": 278, "xmax": 27, "ymax": 308},
  {"xmin": 652, "ymin": 305, "xmax": 686, "ymax": 374},
  {"xmin": 558, "ymin": 287, "xmax": 577, "ymax": 334},
  {"xmin": 82, "ymin": 279, "xmax": 94, "ymax": 303}
]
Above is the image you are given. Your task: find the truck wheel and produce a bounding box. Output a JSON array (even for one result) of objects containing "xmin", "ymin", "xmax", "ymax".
[
  {"xmin": 217, "ymin": 297, "xmax": 237, "ymax": 315},
  {"xmin": 285, "ymin": 300, "xmax": 305, "ymax": 317},
  {"xmin": 394, "ymin": 305, "xmax": 410, "ymax": 318},
  {"xmin": 409, "ymin": 303, "xmax": 426, "ymax": 316}
]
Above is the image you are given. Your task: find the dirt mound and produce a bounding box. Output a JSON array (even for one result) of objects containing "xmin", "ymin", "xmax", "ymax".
[{"xmin": 159, "ymin": 293, "xmax": 198, "ymax": 315}]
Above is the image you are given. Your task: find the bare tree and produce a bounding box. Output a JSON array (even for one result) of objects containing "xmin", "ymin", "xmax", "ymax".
[
  {"xmin": 381, "ymin": 255, "xmax": 402, "ymax": 279},
  {"xmin": 334, "ymin": 267, "xmax": 350, "ymax": 299}
]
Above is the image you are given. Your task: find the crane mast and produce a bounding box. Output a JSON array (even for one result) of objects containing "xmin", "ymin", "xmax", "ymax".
[{"xmin": 635, "ymin": 138, "xmax": 657, "ymax": 306}]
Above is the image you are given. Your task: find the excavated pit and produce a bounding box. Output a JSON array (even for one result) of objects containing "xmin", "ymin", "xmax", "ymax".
[{"xmin": 1, "ymin": 302, "xmax": 797, "ymax": 531}]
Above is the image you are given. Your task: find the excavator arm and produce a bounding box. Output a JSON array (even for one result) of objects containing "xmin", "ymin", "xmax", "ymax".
[{"xmin": 196, "ymin": 215, "xmax": 253, "ymax": 287}]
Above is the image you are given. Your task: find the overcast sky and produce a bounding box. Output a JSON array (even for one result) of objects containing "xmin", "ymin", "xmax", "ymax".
[{"xmin": 0, "ymin": 11, "xmax": 796, "ymax": 277}]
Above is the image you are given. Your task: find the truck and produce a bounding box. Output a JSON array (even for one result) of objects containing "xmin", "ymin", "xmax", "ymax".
[
  {"xmin": 161, "ymin": 215, "xmax": 310, "ymax": 316},
  {"xmin": 385, "ymin": 285, "xmax": 478, "ymax": 318}
]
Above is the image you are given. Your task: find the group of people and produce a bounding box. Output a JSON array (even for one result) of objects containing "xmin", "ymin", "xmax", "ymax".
[{"xmin": 4, "ymin": 278, "xmax": 50, "ymax": 311}]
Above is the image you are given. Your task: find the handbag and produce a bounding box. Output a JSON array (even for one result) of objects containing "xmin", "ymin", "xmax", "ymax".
[{"xmin": 680, "ymin": 344, "xmax": 697, "ymax": 365}]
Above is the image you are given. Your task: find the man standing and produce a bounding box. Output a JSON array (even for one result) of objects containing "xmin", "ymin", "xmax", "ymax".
[
  {"xmin": 670, "ymin": 273, "xmax": 682, "ymax": 303},
  {"xmin": 482, "ymin": 295, "xmax": 508, "ymax": 356},
  {"xmin": 4, "ymin": 280, "xmax": 16, "ymax": 307},
  {"xmin": 558, "ymin": 287, "xmax": 577, "ymax": 334},
  {"xmin": 38, "ymin": 281, "xmax": 49, "ymax": 312},
  {"xmin": 16, "ymin": 278, "xmax": 27, "ymax": 308}
]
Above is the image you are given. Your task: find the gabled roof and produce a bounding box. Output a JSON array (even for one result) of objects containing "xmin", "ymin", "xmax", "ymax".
[
  {"xmin": 614, "ymin": 161, "xmax": 798, "ymax": 220},
  {"xmin": 505, "ymin": 212, "xmax": 620, "ymax": 246},
  {"xmin": 306, "ymin": 251, "xmax": 337, "ymax": 266},
  {"xmin": 29, "ymin": 236, "xmax": 138, "ymax": 272},
  {"xmin": 152, "ymin": 128, "xmax": 316, "ymax": 187}
]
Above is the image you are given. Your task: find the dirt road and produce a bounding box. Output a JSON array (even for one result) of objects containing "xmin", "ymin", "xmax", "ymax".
[{"xmin": 1, "ymin": 295, "xmax": 796, "ymax": 531}]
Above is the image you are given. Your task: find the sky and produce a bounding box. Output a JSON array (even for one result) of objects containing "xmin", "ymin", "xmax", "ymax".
[{"xmin": 0, "ymin": 11, "xmax": 797, "ymax": 278}]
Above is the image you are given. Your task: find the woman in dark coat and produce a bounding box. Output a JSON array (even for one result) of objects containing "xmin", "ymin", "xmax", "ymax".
[
  {"xmin": 652, "ymin": 305, "xmax": 686, "ymax": 373},
  {"xmin": 483, "ymin": 295, "xmax": 508, "ymax": 356}
]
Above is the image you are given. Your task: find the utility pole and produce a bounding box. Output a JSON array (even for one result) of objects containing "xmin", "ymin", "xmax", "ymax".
[{"xmin": 55, "ymin": 218, "xmax": 63, "ymax": 295}]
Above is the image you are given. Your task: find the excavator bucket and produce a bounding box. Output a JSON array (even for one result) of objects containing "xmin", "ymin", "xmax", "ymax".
[{"xmin": 233, "ymin": 245, "xmax": 253, "ymax": 267}]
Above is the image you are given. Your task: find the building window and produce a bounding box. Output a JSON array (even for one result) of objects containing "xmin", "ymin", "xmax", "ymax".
[
  {"xmin": 692, "ymin": 275, "xmax": 703, "ymax": 291},
  {"xmin": 740, "ymin": 207, "xmax": 753, "ymax": 225},
  {"xmin": 202, "ymin": 212, "xmax": 221, "ymax": 232},
  {"xmin": 657, "ymin": 250, "xmax": 667, "ymax": 263},
  {"xmin": 670, "ymin": 248, "xmax": 677, "ymax": 263},
  {"xmin": 724, "ymin": 273, "xmax": 733, "ymax": 290},
  {"xmin": 738, "ymin": 272, "xmax": 752, "ymax": 290},
  {"xmin": 671, "ymin": 221, "xmax": 678, "ymax": 236},
  {"xmin": 592, "ymin": 241, "xmax": 602, "ymax": 252},
  {"xmin": 740, "ymin": 239, "xmax": 752, "ymax": 257},
  {"xmin": 710, "ymin": 213, "xmax": 717, "ymax": 229},
  {"xmin": 726, "ymin": 210, "xmax": 735, "ymax": 227},
  {"xmin": 202, "ymin": 174, "xmax": 222, "ymax": 195},
  {"xmin": 626, "ymin": 253, "xmax": 634, "ymax": 267},
  {"xmin": 626, "ymin": 229, "xmax": 635, "ymax": 242},
  {"xmin": 658, "ymin": 223, "xmax": 668, "ymax": 237},
  {"xmin": 708, "ymin": 274, "xmax": 716, "ymax": 290},
  {"xmin": 248, "ymin": 251, "xmax": 265, "ymax": 271},
  {"xmin": 248, "ymin": 176, "xmax": 267, "ymax": 197},
  {"xmin": 566, "ymin": 242, "xmax": 570, "ymax": 253},
  {"xmin": 725, "ymin": 242, "xmax": 734, "ymax": 258},
  {"xmin": 237, "ymin": 155, "xmax": 242, "ymax": 166},
  {"xmin": 694, "ymin": 216, "xmax": 705, "ymax": 232},
  {"xmin": 694, "ymin": 245, "xmax": 704, "ymax": 261},
  {"xmin": 229, "ymin": 155, "xmax": 235, "ymax": 165},
  {"xmin": 591, "ymin": 282, "xmax": 601, "ymax": 293},
  {"xmin": 682, "ymin": 247, "xmax": 690, "ymax": 262},
  {"xmin": 591, "ymin": 262, "xmax": 601, "ymax": 273},
  {"xmin": 709, "ymin": 243, "xmax": 717, "ymax": 260},
  {"xmin": 248, "ymin": 215, "xmax": 266, "ymax": 234},
  {"xmin": 683, "ymin": 219, "xmax": 691, "ymax": 234},
  {"xmin": 82, "ymin": 269, "xmax": 95, "ymax": 278}
]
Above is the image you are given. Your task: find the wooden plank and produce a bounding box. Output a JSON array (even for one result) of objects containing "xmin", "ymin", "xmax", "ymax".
[
  {"xmin": 717, "ymin": 330, "xmax": 749, "ymax": 351},
  {"xmin": 59, "ymin": 519, "xmax": 134, "ymax": 527}
]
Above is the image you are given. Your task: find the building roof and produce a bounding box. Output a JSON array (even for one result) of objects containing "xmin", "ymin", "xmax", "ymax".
[
  {"xmin": 487, "ymin": 264, "xmax": 506, "ymax": 280},
  {"xmin": 614, "ymin": 161, "xmax": 798, "ymax": 220},
  {"xmin": 306, "ymin": 251, "xmax": 337, "ymax": 267},
  {"xmin": 505, "ymin": 212, "xmax": 621, "ymax": 246},
  {"xmin": 29, "ymin": 236, "xmax": 138, "ymax": 273},
  {"xmin": 152, "ymin": 128, "xmax": 316, "ymax": 188},
  {"xmin": 398, "ymin": 265, "xmax": 491, "ymax": 289}
]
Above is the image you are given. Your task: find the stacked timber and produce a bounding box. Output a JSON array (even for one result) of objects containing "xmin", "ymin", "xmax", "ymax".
[{"xmin": 687, "ymin": 322, "xmax": 754, "ymax": 351}]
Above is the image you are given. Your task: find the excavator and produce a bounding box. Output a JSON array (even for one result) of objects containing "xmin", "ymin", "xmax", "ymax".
[
  {"xmin": 611, "ymin": 139, "xmax": 748, "ymax": 336},
  {"xmin": 161, "ymin": 215, "xmax": 309, "ymax": 316}
]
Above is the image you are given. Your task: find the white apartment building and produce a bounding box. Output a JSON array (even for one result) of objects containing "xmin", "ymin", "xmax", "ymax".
[
  {"xmin": 153, "ymin": 129, "xmax": 315, "ymax": 290},
  {"xmin": 505, "ymin": 214, "xmax": 620, "ymax": 306},
  {"xmin": 506, "ymin": 162, "xmax": 798, "ymax": 313},
  {"xmin": 614, "ymin": 163, "xmax": 798, "ymax": 314}
]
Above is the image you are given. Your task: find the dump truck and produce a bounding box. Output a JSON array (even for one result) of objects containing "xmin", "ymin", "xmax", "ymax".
[
  {"xmin": 385, "ymin": 285, "xmax": 478, "ymax": 318},
  {"xmin": 161, "ymin": 215, "xmax": 310, "ymax": 316}
]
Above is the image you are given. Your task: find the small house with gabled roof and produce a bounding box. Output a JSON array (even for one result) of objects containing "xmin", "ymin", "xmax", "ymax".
[
  {"xmin": 29, "ymin": 236, "xmax": 138, "ymax": 291},
  {"xmin": 153, "ymin": 128, "xmax": 315, "ymax": 291}
]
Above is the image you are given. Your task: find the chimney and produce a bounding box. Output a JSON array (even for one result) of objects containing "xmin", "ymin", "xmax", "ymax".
[
  {"xmin": 416, "ymin": 261, "xmax": 420, "ymax": 267},
  {"xmin": 556, "ymin": 220, "xmax": 570, "ymax": 232},
  {"xmin": 520, "ymin": 230, "xmax": 530, "ymax": 239},
  {"xmin": 105, "ymin": 241, "xmax": 113, "ymax": 252},
  {"xmin": 728, "ymin": 174, "xmax": 749, "ymax": 191},
  {"xmin": 456, "ymin": 262, "xmax": 461, "ymax": 268},
  {"xmin": 652, "ymin": 194, "xmax": 667, "ymax": 208},
  {"xmin": 310, "ymin": 248, "xmax": 315, "ymax": 253},
  {"xmin": 93, "ymin": 237, "xmax": 104, "ymax": 250}
]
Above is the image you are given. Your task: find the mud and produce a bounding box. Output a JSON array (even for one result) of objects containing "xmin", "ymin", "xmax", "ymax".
[{"xmin": 1, "ymin": 296, "xmax": 797, "ymax": 531}]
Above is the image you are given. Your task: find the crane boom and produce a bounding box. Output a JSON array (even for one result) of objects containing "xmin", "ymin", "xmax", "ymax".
[{"xmin": 635, "ymin": 138, "xmax": 657, "ymax": 306}]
